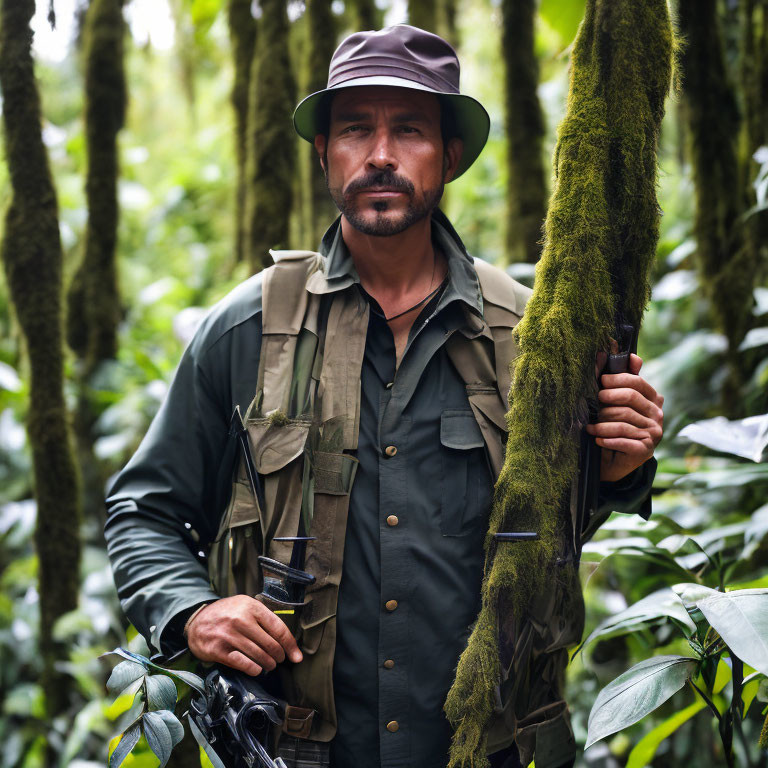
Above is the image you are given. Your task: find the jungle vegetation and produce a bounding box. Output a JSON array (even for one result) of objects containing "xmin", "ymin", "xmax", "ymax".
[{"xmin": 0, "ymin": 0, "xmax": 766, "ymax": 766}]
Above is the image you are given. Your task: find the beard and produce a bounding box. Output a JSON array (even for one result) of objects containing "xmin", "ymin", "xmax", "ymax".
[{"xmin": 326, "ymin": 167, "xmax": 444, "ymax": 237}]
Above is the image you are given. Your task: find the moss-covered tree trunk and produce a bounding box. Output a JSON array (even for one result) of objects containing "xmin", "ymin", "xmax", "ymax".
[
  {"xmin": 244, "ymin": 0, "xmax": 296, "ymax": 272},
  {"xmin": 66, "ymin": 0, "xmax": 126, "ymax": 528},
  {"xmin": 501, "ymin": 0, "xmax": 547, "ymax": 263},
  {"xmin": 409, "ymin": 0, "xmax": 437, "ymax": 32},
  {"xmin": 445, "ymin": 1, "xmax": 673, "ymax": 764},
  {"xmin": 303, "ymin": 0, "xmax": 337, "ymax": 244},
  {"xmin": 440, "ymin": 0, "xmax": 458, "ymax": 46},
  {"xmin": 228, "ymin": 0, "xmax": 257, "ymax": 265},
  {"xmin": 679, "ymin": 0, "xmax": 757, "ymax": 415},
  {"xmin": 0, "ymin": 0, "xmax": 81, "ymax": 727},
  {"xmin": 349, "ymin": 0, "xmax": 379, "ymax": 30}
]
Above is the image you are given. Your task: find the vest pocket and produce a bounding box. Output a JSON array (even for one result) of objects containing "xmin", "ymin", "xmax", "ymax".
[{"xmin": 440, "ymin": 410, "xmax": 486, "ymax": 536}]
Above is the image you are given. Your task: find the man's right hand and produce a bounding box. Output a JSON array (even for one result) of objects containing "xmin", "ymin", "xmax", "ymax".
[{"xmin": 186, "ymin": 595, "xmax": 303, "ymax": 676}]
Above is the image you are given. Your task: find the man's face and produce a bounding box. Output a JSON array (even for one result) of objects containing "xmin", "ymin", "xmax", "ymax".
[{"xmin": 314, "ymin": 86, "xmax": 462, "ymax": 237}]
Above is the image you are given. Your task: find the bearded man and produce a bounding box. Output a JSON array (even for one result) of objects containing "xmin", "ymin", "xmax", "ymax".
[{"xmin": 105, "ymin": 24, "xmax": 663, "ymax": 768}]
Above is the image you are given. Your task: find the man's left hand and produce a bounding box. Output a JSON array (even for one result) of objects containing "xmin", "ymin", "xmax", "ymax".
[{"xmin": 586, "ymin": 353, "xmax": 664, "ymax": 483}]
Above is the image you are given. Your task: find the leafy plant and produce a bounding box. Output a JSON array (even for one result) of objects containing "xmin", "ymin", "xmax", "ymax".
[{"xmin": 101, "ymin": 648, "xmax": 204, "ymax": 768}]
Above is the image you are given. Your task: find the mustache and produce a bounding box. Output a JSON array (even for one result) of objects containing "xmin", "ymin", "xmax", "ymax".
[{"xmin": 343, "ymin": 170, "xmax": 415, "ymax": 197}]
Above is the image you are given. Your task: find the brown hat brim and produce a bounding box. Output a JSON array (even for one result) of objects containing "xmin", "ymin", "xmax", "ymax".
[{"xmin": 293, "ymin": 75, "xmax": 490, "ymax": 180}]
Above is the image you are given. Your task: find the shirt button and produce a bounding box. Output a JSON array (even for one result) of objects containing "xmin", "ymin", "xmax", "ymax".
[
  {"xmin": 386, "ymin": 382, "xmax": 393, "ymax": 389},
  {"xmin": 384, "ymin": 659, "xmax": 395, "ymax": 669},
  {"xmin": 384, "ymin": 445, "xmax": 398, "ymax": 457},
  {"xmin": 385, "ymin": 599, "xmax": 398, "ymax": 611},
  {"xmin": 386, "ymin": 515, "xmax": 399, "ymax": 527},
  {"xmin": 386, "ymin": 720, "xmax": 399, "ymax": 733}
]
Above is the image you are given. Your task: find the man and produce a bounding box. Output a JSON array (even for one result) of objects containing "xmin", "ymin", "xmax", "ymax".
[{"xmin": 105, "ymin": 25, "xmax": 663, "ymax": 768}]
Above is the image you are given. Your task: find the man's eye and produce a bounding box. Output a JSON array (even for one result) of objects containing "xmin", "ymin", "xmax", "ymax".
[
  {"xmin": 341, "ymin": 125, "xmax": 364, "ymax": 134},
  {"xmin": 398, "ymin": 125, "xmax": 418, "ymax": 133}
]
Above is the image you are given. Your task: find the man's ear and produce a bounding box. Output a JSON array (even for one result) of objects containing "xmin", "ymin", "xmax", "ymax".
[
  {"xmin": 442, "ymin": 137, "xmax": 463, "ymax": 183},
  {"xmin": 314, "ymin": 135, "xmax": 328, "ymax": 173}
]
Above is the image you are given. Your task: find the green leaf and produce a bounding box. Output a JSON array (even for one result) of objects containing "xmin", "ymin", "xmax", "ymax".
[
  {"xmin": 101, "ymin": 647, "xmax": 151, "ymax": 668},
  {"xmin": 145, "ymin": 674, "xmax": 177, "ymax": 711},
  {"xmin": 152, "ymin": 709, "xmax": 185, "ymax": 748},
  {"xmin": 626, "ymin": 699, "xmax": 706, "ymax": 768},
  {"xmin": 539, "ymin": 0, "xmax": 586, "ymax": 47},
  {"xmin": 742, "ymin": 673, "xmax": 765, "ymax": 717},
  {"xmin": 106, "ymin": 660, "xmax": 147, "ymax": 695},
  {"xmin": 146, "ymin": 664, "xmax": 205, "ymax": 695},
  {"xmin": 143, "ymin": 711, "xmax": 174, "ymax": 767},
  {"xmin": 585, "ymin": 655, "xmax": 698, "ymax": 749},
  {"xmin": 697, "ymin": 589, "xmax": 768, "ymax": 675},
  {"xmin": 578, "ymin": 588, "xmax": 695, "ymax": 655},
  {"xmin": 109, "ymin": 722, "xmax": 142, "ymax": 768}
]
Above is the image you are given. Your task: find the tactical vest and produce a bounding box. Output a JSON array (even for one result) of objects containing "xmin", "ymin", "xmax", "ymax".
[{"xmin": 207, "ymin": 249, "xmax": 580, "ymax": 768}]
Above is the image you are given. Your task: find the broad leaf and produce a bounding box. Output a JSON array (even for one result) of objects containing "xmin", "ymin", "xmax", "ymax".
[
  {"xmin": 143, "ymin": 710, "xmax": 174, "ymax": 767},
  {"xmin": 672, "ymin": 583, "xmax": 720, "ymax": 607},
  {"xmin": 742, "ymin": 672, "xmax": 765, "ymax": 717},
  {"xmin": 579, "ymin": 588, "xmax": 695, "ymax": 654},
  {"xmin": 106, "ymin": 660, "xmax": 146, "ymax": 695},
  {"xmin": 153, "ymin": 709, "xmax": 185, "ymax": 747},
  {"xmin": 586, "ymin": 655, "xmax": 698, "ymax": 749},
  {"xmin": 145, "ymin": 674, "xmax": 177, "ymax": 711},
  {"xmin": 697, "ymin": 589, "xmax": 768, "ymax": 675},
  {"xmin": 109, "ymin": 722, "xmax": 141, "ymax": 768},
  {"xmin": 626, "ymin": 699, "xmax": 706, "ymax": 768},
  {"xmin": 145, "ymin": 663, "xmax": 205, "ymax": 694},
  {"xmin": 101, "ymin": 648, "xmax": 150, "ymax": 668}
]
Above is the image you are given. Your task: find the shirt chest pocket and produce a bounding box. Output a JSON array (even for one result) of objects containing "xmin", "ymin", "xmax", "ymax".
[{"xmin": 440, "ymin": 409, "xmax": 491, "ymax": 536}]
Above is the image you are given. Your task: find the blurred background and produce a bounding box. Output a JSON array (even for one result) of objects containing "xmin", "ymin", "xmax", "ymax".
[{"xmin": 0, "ymin": 0, "xmax": 766, "ymax": 766}]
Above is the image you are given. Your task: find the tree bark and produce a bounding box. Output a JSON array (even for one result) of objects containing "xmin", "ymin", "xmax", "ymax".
[
  {"xmin": 501, "ymin": 0, "xmax": 547, "ymax": 263},
  {"xmin": 349, "ymin": 0, "xmax": 379, "ymax": 30},
  {"xmin": 679, "ymin": 0, "xmax": 757, "ymax": 415},
  {"xmin": 409, "ymin": 0, "xmax": 437, "ymax": 33},
  {"xmin": 245, "ymin": 0, "xmax": 296, "ymax": 272},
  {"xmin": 0, "ymin": 0, "xmax": 81, "ymax": 729},
  {"xmin": 227, "ymin": 0, "xmax": 257, "ymax": 265},
  {"xmin": 304, "ymin": 0, "xmax": 337, "ymax": 244}
]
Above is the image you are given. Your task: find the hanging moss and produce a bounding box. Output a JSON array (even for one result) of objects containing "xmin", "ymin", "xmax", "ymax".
[
  {"xmin": 244, "ymin": 0, "xmax": 297, "ymax": 272},
  {"xmin": 679, "ymin": 0, "xmax": 757, "ymax": 415},
  {"xmin": 304, "ymin": 0, "xmax": 337, "ymax": 244},
  {"xmin": 227, "ymin": 0, "xmax": 257, "ymax": 265},
  {"xmin": 501, "ymin": 0, "xmax": 547, "ymax": 264},
  {"xmin": 0, "ymin": 0, "xmax": 81, "ymax": 723},
  {"xmin": 409, "ymin": 0, "xmax": 437, "ymax": 33},
  {"xmin": 445, "ymin": 2, "xmax": 673, "ymax": 764}
]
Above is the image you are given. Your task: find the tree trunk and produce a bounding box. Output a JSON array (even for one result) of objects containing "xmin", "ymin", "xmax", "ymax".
[
  {"xmin": 245, "ymin": 0, "xmax": 296, "ymax": 272},
  {"xmin": 0, "ymin": 0, "xmax": 81, "ymax": 730},
  {"xmin": 304, "ymin": 0, "xmax": 337, "ymax": 244},
  {"xmin": 66, "ymin": 0, "xmax": 126, "ymax": 530},
  {"xmin": 349, "ymin": 0, "xmax": 379, "ymax": 30},
  {"xmin": 227, "ymin": 0, "xmax": 257, "ymax": 265},
  {"xmin": 679, "ymin": 0, "xmax": 757, "ymax": 415},
  {"xmin": 501, "ymin": 0, "xmax": 547, "ymax": 264},
  {"xmin": 409, "ymin": 0, "xmax": 437, "ymax": 33}
]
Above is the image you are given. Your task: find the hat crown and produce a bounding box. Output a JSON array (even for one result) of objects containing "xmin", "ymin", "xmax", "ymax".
[{"xmin": 328, "ymin": 24, "xmax": 461, "ymax": 95}]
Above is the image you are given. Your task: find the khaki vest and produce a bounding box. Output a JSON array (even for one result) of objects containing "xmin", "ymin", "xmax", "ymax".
[{"xmin": 208, "ymin": 250, "xmax": 579, "ymax": 767}]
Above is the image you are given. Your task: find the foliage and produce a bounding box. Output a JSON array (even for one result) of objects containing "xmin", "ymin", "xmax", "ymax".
[
  {"xmin": 101, "ymin": 648, "xmax": 203, "ymax": 768},
  {"xmin": 0, "ymin": 0, "xmax": 766, "ymax": 766}
]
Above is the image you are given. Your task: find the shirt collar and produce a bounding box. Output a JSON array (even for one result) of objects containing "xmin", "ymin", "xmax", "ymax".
[{"xmin": 312, "ymin": 210, "xmax": 484, "ymax": 324}]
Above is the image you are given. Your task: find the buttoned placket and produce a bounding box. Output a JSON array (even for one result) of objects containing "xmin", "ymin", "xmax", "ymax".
[{"xmin": 375, "ymin": 305, "xmax": 465, "ymax": 767}]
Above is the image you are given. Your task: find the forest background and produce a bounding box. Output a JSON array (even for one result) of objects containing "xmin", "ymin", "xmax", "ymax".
[{"xmin": 0, "ymin": 0, "xmax": 767, "ymax": 766}]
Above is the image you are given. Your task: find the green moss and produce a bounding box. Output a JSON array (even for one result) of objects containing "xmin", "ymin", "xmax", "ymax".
[
  {"xmin": 0, "ymin": 0, "xmax": 81, "ymax": 722},
  {"xmin": 227, "ymin": 0, "xmax": 257, "ymax": 265},
  {"xmin": 68, "ymin": 0, "xmax": 126, "ymax": 366},
  {"xmin": 409, "ymin": 0, "xmax": 437, "ymax": 33},
  {"xmin": 445, "ymin": 2, "xmax": 673, "ymax": 764},
  {"xmin": 245, "ymin": 0, "xmax": 297, "ymax": 272},
  {"xmin": 760, "ymin": 710, "xmax": 768, "ymax": 750},
  {"xmin": 501, "ymin": 0, "xmax": 547, "ymax": 264},
  {"xmin": 303, "ymin": 0, "xmax": 337, "ymax": 244},
  {"xmin": 679, "ymin": 0, "xmax": 758, "ymax": 415}
]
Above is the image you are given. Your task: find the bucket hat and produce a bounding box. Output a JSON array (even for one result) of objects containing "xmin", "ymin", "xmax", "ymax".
[{"xmin": 293, "ymin": 24, "xmax": 490, "ymax": 180}]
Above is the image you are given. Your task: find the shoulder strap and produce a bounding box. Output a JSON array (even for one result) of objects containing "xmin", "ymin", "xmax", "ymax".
[{"xmin": 253, "ymin": 250, "xmax": 325, "ymax": 416}]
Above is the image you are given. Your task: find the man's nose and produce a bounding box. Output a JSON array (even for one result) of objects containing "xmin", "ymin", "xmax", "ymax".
[{"xmin": 366, "ymin": 128, "xmax": 398, "ymax": 171}]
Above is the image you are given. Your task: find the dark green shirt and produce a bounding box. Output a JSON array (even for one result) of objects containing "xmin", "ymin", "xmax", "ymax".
[{"xmin": 105, "ymin": 211, "xmax": 655, "ymax": 768}]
